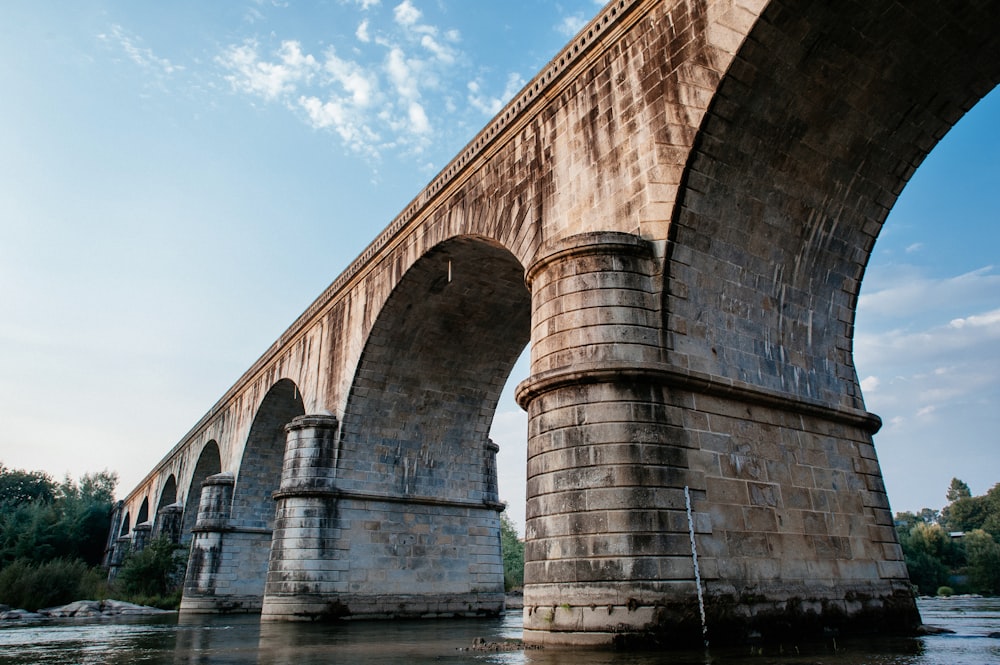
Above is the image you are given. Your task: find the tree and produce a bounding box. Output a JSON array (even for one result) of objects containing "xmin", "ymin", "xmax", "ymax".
[
  {"xmin": 947, "ymin": 478, "xmax": 972, "ymax": 502},
  {"xmin": 964, "ymin": 529, "xmax": 1000, "ymax": 596},
  {"xmin": 0, "ymin": 465, "xmax": 55, "ymax": 505},
  {"xmin": 898, "ymin": 522, "xmax": 952, "ymax": 595},
  {"xmin": 981, "ymin": 483, "xmax": 1000, "ymax": 540},
  {"xmin": 499, "ymin": 513, "xmax": 524, "ymax": 591},
  {"xmin": 0, "ymin": 466, "xmax": 117, "ymax": 567}
]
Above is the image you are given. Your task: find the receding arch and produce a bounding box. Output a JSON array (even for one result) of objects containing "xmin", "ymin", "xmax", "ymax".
[
  {"xmin": 156, "ymin": 475, "xmax": 177, "ymax": 514},
  {"xmin": 665, "ymin": 0, "xmax": 1000, "ymax": 410},
  {"xmin": 136, "ymin": 497, "xmax": 149, "ymax": 525},
  {"xmin": 232, "ymin": 379, "xmax": 305, "ymax": 528},
  {"xmin": 181, "ymin": 440, "xmax": 222, "ymax": 541},
  {"xmin": 339, "ymin": 236, "xmax": 531, "ymax": 500},
  {"xmin": 119, "ymin": 511, "xmax": 131, "ymax": 537}
]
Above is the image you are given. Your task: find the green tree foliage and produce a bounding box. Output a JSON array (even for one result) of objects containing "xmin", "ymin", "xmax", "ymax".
[
  {"xmin": 897, "ymin": 522, "xmax": 952, "ymax": 595},
  {"xmin": 964, "ymin": 529, "xmax": 1000, "ymax": 595},
  {"xmin": 499, "ymin": 513, "xmax": 524, "ymax": 591},
  {"xmin": 0, "ymin": 465, "xmax": 55, "ymax": 504},
  {"xmin": 0, "ymin": 466, "xmax": 118, "ymax": 567},
  {"xmin": 115, "ymin": 536, "xmax": 186, "ymax": 606},
  {"xmin": 946, "ymin": 477, "xmax": 972, "ymax": 502},
  {"xmin": 896, "ymin": 479, "xmax": 1000, "ymax": 596}
]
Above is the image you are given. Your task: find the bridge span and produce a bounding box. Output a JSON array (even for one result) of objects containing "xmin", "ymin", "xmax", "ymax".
[{"xmin": 106, "ymin": 0, "xmax": 999, "ymax": 647}]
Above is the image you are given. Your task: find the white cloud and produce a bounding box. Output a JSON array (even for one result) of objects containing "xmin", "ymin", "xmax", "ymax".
[
  {"xmin": 407, "ymin": 101, "xmax": 430, "ymax": 134},
  {"xmin": 420, "ymin": 34, "xmax": 455, "ymax": 64},
  {"xmin": 905, "ymin": 242, "xmax": 924, "ymax": 253},
  {"xmin": 218, "ymin": 39, "xmax": 318, "ymax": 100},
  {"xmin": 209, "ymin": 1, "xmax": 486, "ymax": 162},
  {"xmin": 385, "ymin": 47, "xmax": 419, "ymax": 101},
  {"xmin": 861, "ymin": 375, "xmax": 879, "ymax": 392},
  {"xmin": 393, "ymin": 0, "xmax": 421, "ymax": 27},
  {"xmin": 557, "ymin": 14, "xmax": 589, "ymax": 37},
  {"xmin": 323, "ymin": 48, "xmax": 376, "ymax": 107},
  {"xmin": 858, "ymin": 265, "xmax": 1000, "ymax": 322},
  {"xmin": 949, "ymin": 308, "xmax": 1000, "ymax": 330},
  {"xmin": 467, "ymin": 72, "xmax": 526, "ymax": 116},
  {"xmin": 356, "ymin": 19, "xmax": 371, "ymax": 43}
]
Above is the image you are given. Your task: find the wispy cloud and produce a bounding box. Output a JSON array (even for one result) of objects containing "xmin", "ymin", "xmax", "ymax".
[
  {"xmin": 857, "ymin": 265, "xmax": 1000, "ymax": 322},
  {"xmin": 98, "ymin": 25, "xmax": 182, "ymax": 86},
  {"xmin": 557, "ymin": 14, "xmax": 589, "ymax": 37},
  {"xmin": 467, "ymin": 72, "xmax": 525, "ymax": 116},
  {"xmin": 218, "ymin": 40, "xmax": 318, "ymax": 101},
  {"xmin": 213, "ymin": 2, "xmax": 473, "ymax": 161}
]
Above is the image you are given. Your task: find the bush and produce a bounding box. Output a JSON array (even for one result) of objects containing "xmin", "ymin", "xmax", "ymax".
[
  {"xmin": 114, "ymin": 536, "xmax": 186, "ymax": 601},
  {"xmin": 0, "ymin": 558, "xmax": 107, "ymax": 611},
  {"xmin": 936, "ymin": 586, "xmax": 955, "ymax": 597}
]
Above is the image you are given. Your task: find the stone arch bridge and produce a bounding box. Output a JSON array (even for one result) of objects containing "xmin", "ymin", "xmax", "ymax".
[{"xmin": 105, "ymin": 0, "xmax": 999, "ymax": 647}]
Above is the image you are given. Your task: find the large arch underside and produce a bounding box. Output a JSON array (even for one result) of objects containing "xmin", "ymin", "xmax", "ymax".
[
  {"xmin": 233, "ymin": 378, "xmax": 305, "ymax": 529},
  {"xmin": 339, "ymin": 236, "xmax": 531, "ymax": 500},
  {"xmin": 181, "ymin": 441, "xmax": 222, "ymax": 542},
  {"xmin": 667, "ymin": 0, "xmax": 1000, "ymax": 410}
]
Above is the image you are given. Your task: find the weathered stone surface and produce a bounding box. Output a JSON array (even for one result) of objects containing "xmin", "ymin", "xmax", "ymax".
[{"xmin": 108, "ymin": 0, "xmax": 1000, "ymax": 648}]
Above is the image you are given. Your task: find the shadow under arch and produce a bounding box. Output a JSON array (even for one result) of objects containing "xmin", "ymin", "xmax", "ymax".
[
  {"xmin": 156, "ymin": 474, "xmax": 177, "ymax": 514},
  {"xmin": 233, "ymin": 378, "xmax": 305, "ymax": 530},
  {"xmin": 136, "ymin": 496, "xmax": 149, "ymax": 525},
  {"xmin": 181, "ymin": 440, "xmax": 222, "ymax": 543},
  {"xmin": 339, "ymin": 235, "xmax": 531, "ymax": 501}
]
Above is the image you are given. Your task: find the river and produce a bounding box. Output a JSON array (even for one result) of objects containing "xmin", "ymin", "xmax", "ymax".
[{"xmin": 0, "ymin": 597, "xmax": 997, "ymax": 664}]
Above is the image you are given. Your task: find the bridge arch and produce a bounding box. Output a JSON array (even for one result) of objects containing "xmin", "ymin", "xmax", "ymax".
[
  {"xmin": 338, "ymin": 235, "xmax": 530, "ymax": 499},
  {"xmin": 135, "ymin": 497, "xmax": 149, "ymax": 525},
  {"xmin": 665, "ymin": 0, "xmax": 1000, "ymax": 407},
  {"xmin": 232, "ymin": 378, "xmax": 305, "ymax": 529},
  {"xmin": 181, "ymin": 440, "xmax": 222, "ymax": 542},
  {"xmin": 155, "ymin": 474, "xmax": 177, "ymax": 515},
  {"xmin": 261, "ymin": 236, "xmax": 530, "ymax": 619}
]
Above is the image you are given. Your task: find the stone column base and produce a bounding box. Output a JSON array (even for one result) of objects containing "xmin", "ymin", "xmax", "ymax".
[{"xmin": 261, "ymin": 592, "xmax": 505, "ymax": 621}]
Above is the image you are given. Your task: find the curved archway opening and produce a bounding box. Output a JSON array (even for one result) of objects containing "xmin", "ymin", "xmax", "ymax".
[
  {"xmin": 664, "ymin": 0, "xmax": 1000, "ymax": 413},
  {"xmin": 340, "ymin": 236, "xmax": 530, "ymax": 502},
  {"xmin": 119, "ymin": 511, "xmax": 131, "ymax": 537},
  {"xmin": 332, "ymin": 236, "xmax": 530, "ymax": 608},
  {"xmin": 855, "ymin": 87, "xmax": 1000, "ymax": 512},
  {"xmin": 136, "ymin": 497, "xmax": 149, "ymax": 526},
  {"xmin": 156, "ymin": 474, "xmax": 177, "ymax": 514},
  {"xmin": 232, "ymin": 379, "xmax": 304, "ymax": 529},
  {"xmin": 181, "ymin": 440, "xmax": 222, "ymax": 542}
]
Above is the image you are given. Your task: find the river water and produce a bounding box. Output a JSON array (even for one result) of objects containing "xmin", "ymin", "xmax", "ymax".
[{"xmin": 0, "ymin": 597, "xmax": 997, "ymax": 665}]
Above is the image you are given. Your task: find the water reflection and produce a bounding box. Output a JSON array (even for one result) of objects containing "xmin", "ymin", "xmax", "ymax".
[{"xmin": 0, "ymin": 598, "xmax": 997, "ymax": 665}]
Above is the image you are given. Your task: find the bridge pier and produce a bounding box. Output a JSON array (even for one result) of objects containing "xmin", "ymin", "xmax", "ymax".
[
  {"xmin": 261, "ymin": 414, "xmax": 506, "ymax": 620},
  {"xmin": 516, "ymin": 232, "xmax": 918, "ymax": 646},
  {"xmin": 180, "ymin": 472, "xmax": 271, "ymax": 613},
  {"xmin": 517, "ymin": 231, "xmax": 699, "ymax": 646}
]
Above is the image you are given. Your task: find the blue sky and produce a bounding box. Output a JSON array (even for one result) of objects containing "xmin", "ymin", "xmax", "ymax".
[{"xmin": 0, "ymin": 1, "xmax": 996, "ymax": 534}]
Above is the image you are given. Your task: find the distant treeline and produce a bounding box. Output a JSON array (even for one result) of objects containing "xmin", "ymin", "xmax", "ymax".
[
  {"xmin": 895, "ymin": 478, "xmax": 1000, "ymax": 596},
  {"xmin": 0, "ymin": 464, "xmax": 184, "ymax": 611}
]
